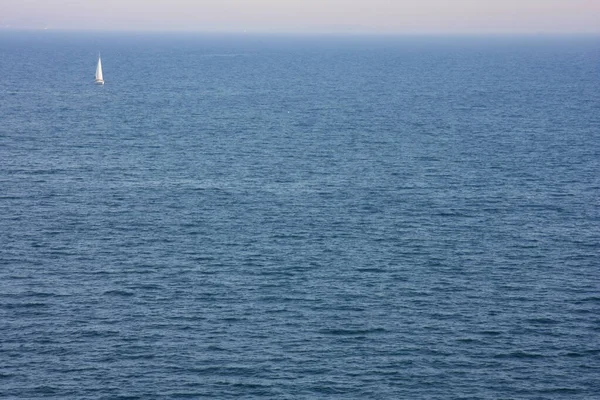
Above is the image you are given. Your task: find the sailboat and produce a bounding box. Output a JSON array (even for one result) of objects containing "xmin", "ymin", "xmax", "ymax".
[{"xmin": 95, "ymin": 54, "xmax": 104, "ymax": 85}]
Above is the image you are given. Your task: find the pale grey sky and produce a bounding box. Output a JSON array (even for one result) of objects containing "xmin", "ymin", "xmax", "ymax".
[{"xmin": 2, "ymin": 0, "xmax": 599, "ymax": 34}]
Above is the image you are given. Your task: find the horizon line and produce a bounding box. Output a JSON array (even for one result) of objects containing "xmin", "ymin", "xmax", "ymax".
[{"xmin": 2, "ymin": 28, "xmax": 600, "ymax": 37}]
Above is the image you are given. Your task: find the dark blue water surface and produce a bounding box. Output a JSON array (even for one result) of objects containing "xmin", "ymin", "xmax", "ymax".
[{"xmin": 1, "ymin": 32, "xmax": 599, "ymax": 399}]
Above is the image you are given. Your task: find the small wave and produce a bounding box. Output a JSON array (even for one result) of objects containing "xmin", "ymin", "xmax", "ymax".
[
  {"xmin": 129, "ymin": 284, "xmax": 163, "ymax": 291},
  {"xmin": 576, "ymin": 296, "xmax": 600, "ymax": 304},
  {"xmin": 319, "ymin": 327, "xmax": 387, "ymax": 336},
  {"xmin": 222, "ymin": 317, "xmax": 244, "ymax": 323},
  {"xmin": 311, "ymin": 384, "xmax": 350, "ymax": 395},
  {"xmin": 79, "ymin": 329, "xmax": 119, "ymax": 338},
  {"xmin": 2, "ymin": 302, "xmax": 48, "ymax": 309},
  {"xmin": 456, "ymin": 337, "xmax": 479, "ymax": 343},
  {"xmin": 526, "ymin": 317, "xmax": 559, "ymax": 325},
  {"xmin": 356, "ymin": 267, "xmax": 385, "ymax": 273},
  {"xmin": 164, "ymin": 393, "xmax": 201, "ymax": 399},
  {"xmin": 103, "ymin": 290, "xmax": 135, "ymax": 297},
  {"xmin": 539, "ymin": 387, "xmax": 583, "ymax": 394},
  {"xmin": 494, "ymin": 351, "xmax": 545, "ymax": 359},
  {"xmin": 564, "ymin": 351, "xmax": 586, "ymax": 358},
  {"xmin": 477, "ymin": 330, "xmax": 503, "ymax": 336},
  {"xmin": 436, "ymin": 211, "xmax": 470, "ymax": 217},
  {"xmin": 565, "ymin": 349, "xmax": 600, "ymax": 357},
  {"xmin": 206, "ymin": 345, "xmax": 229, "ymax": 352},
  {"xmin": 21, "ymin": 291, "xmax": 63, "ymax": 298},
  {"xmin": 32, "ymin": 386, "xmax": 59, "ymax": 395}
]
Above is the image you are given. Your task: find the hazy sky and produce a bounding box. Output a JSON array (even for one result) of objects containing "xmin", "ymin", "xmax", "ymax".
[{"xmin": 2, "ymin": 0, "xmax": 599, "ymax": 34}]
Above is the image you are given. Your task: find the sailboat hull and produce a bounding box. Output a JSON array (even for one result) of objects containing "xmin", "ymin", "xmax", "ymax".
[{"xmin": 95, "ymin": 79, "xmax": 104, "ymax": 85}]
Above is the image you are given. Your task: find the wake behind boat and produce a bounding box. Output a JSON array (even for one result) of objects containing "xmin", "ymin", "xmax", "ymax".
[{"xmin": 95, "ymin": 54, "xmax": 104, "ymax": 85}]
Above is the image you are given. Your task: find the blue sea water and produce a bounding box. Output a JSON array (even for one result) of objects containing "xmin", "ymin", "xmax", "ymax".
[{"xmin": 1, "ymin": 32, "xmax": 599, "ymax": 399}]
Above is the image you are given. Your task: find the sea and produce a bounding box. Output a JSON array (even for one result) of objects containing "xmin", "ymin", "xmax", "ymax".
[{"xmin": 1, "ymin": 32, "xmax": 599, "ymax": 399}]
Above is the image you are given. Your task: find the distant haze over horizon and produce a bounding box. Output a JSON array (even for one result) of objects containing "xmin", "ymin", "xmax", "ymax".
[{"xmin": 2, "ymin": 0, "xmax": 599, "ymax": 34}]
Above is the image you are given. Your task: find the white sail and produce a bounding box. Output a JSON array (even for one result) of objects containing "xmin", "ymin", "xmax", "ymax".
[{"xmin": 95, "ymin": 55, "xmax": 104, "ymax": 84}]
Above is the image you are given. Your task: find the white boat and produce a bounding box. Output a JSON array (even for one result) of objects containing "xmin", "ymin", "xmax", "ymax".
[{"xmin": 95, "ymin": 54, "xmax": 104, "ymax": 85}]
